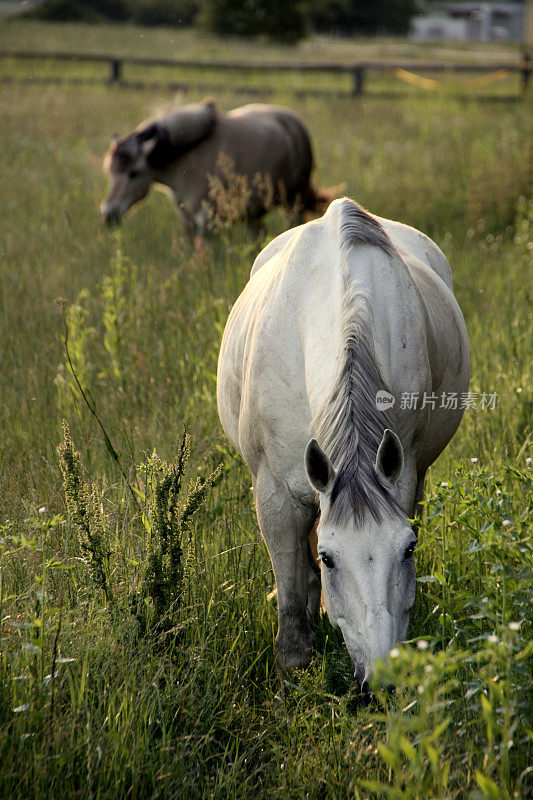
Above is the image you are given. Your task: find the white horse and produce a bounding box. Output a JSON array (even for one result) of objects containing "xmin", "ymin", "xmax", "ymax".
[{"xmin": 217, "ymin": 198, "xmax": 469, "ymax": 683}]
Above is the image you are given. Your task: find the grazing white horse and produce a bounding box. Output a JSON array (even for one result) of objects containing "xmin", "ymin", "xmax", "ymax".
[{"xmin": 217, "ymin": 198, "xmax": 469, "ymax": 683}]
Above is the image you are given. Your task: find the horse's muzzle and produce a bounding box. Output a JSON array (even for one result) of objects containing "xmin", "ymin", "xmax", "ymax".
[{"xmin": 103, "ymin": 210, "xmax": 121, "ymax": 227}]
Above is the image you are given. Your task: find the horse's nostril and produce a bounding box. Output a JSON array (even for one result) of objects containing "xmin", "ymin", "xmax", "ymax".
[
  {"xmin": 354, "ymin": 664, "xmax": 366, "ymax": 686},
  {"xmin": 354, "ymin": 665, "xmax": 374, "ymax": 701},
  {"xmin": 358, "ymin": 679, "xmax": 373, "ymax": 707},
  {"xmin": 104, "ymin": 211, "xmax": 120, "ymax": 228}
]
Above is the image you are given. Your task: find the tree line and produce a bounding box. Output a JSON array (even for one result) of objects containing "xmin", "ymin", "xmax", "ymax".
[{"xmin": 27, "ymin": 0, "xmax": 419, "ymax": 43}]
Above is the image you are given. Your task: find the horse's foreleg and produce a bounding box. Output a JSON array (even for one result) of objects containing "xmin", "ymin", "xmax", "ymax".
[{"xmin": 253, "ymin": 466, "xmax": 317, "ymax": 672}]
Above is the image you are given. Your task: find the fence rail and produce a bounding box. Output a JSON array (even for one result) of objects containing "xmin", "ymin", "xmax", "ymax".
[{"xmin": 1, "ymin": 50, "xmax": 531, "ymax": 96}]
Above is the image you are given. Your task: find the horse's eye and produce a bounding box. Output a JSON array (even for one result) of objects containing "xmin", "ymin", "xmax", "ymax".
[
  {"xmin": 320, "ymin": 554, "xmax": 335, "ymax": 569},
  {"xmin": 128, "ymin": 169, "xmax": 140, "ymax": 179},
  {"xmin": 403, "ymin": 542, "xmax": 416, "ymax": 560}
]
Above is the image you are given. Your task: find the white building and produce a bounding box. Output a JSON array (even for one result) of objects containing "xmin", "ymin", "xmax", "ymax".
[{"xmin": 411, "ymin": 2, "xmax": 526, "ymax": 41}]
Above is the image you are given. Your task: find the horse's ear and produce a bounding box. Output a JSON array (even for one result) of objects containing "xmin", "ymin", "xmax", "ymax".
[
  {"xmin": 137, "ymin": 123, "xmax": 159, "ymax": 142},
  {"xmin": 136, "ymin": 123, "xmax": 160, "ymax": 156},
  {"xmin": 375, "ymin": 429, "xmax": 404, "ymax": 484},
  {"xmin": 118, "ymin": 135, "xmax": 142, "ymax": 161},
  {"xmin": 305, "ymin": 439, "xmax": 335, "ymax": 494}
]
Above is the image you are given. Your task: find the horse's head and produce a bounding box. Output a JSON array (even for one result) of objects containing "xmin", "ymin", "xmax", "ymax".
[
  {"xmin": 100, "ymin": 102, "xmax": 218, "ymax": 227},
  {"xmin": 100, "ymin": 126, "xmax": 159, "ymax": 225},
  {"xmin": 305, "ymin": 429, "xmax": 416, "ymax": 687}
]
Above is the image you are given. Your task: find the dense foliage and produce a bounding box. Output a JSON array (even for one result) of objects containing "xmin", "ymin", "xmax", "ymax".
[
  {"xmin": 198, "ymin": 0, "xmax": 307, "ymax": 43},
  {"xmin": 28, "ymin": 0, "xmax": 129, "ymax": 22},
  {"xmin": 27, "ymin": 0, "xmax": 198, "ymax": 26},
  {"xmin": 309, "ymin": 0, "xmax": 419, "ymax": 35},
  {"xmin": 27, "ymin": 0, "xmax": 418, "ymax": 38}
]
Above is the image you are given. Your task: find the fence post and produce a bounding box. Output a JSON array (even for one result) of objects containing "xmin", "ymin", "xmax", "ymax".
[
  {"xmin": 351, "ymin": 67, "xmax": 364, "ymax": 97},
  {"xmin": 109, "ymin": 58, "xmax": 122, "ymax": 84},
  {"xmin": 521, "ymin": 51, "xmax": 531, "ymax": 93}
]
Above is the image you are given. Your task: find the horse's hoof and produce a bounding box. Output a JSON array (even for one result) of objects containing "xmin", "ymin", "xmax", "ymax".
[
  {"xmin": 275, "ymin": 647, "xmax": 313, "ymax": 672},
  {"xmin": 275, "ymin": 629, "xmax": 315, "ymax": 672}
]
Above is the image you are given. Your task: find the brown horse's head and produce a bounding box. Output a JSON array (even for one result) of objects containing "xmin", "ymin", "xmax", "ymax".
[
  {"xmin": 100, "ymin": 102, "xmax": 218, "ymax": 225},
  {"xmin": 100, "ymin": 128, "xmax": 157, "ymax": 225}
]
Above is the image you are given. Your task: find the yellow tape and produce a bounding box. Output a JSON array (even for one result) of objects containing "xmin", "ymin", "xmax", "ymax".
[
  {"xmin": 393, "ymin": 67, "xmax": 511, "ymax": 90},
  {"xmin": 464, "ymin": 69, "xmax": 510, "ymax": 87},
  {"xmin": 393, "ymin": 68, "xmax": 439, "ymax": 89}
]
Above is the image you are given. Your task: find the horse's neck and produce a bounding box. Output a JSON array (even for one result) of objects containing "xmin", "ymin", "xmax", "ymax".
[{"xmin": 346, "ymin": 245, "xmax": 417, "ymax": 390}]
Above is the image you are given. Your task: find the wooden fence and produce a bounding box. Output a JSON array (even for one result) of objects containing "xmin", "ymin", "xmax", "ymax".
[{"xmin": 1, "ymin": 50, "xmax": 531, "ymax": 97}]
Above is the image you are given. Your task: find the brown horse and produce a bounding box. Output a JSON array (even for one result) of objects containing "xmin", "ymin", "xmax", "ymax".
[{"xmin": 101, "ymin": 100, "xmax": 334, "ymax": 237}]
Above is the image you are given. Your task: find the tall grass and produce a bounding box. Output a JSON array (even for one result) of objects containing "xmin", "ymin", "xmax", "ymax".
[{"xmin": 0, "ymin": 24, "xmax": 531, "ymax": 799}]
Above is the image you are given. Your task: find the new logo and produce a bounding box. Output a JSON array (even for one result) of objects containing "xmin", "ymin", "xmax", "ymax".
[{"xmin": 375, "ymin": 390, "xmax": 396, "ymax": 410}]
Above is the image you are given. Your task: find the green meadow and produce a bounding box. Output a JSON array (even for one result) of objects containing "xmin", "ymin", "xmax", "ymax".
[{"xmin": 0, "ymin": 19, "xmax": 531, "ymax": 800}]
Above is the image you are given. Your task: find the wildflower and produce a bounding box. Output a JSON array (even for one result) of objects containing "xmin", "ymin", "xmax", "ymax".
[
  {"xmin": 389, "ymin": 648, "xmax": 400, "ymax": 659},
  {"xmin": 417, "ymin": 639, "xmax": 429, "ymax": 650},
  {"xmin": 508, "ymin": 622, "xmax": 521, "ymax": 631},
  {"xmin": 526, "ymin": 457, "xmax": 532, "ymax": 465},
  {"xmin": 470, "ymin": 457, "xmax": 478, "ymax": 463},
  {"xmin": 487, "ymin": 634, "xmax": 498, "ymax": 644},
  {"xmin": 441, "ymin": 482, "xmax": 449, "ymax": 488},
  {"xmin": 424, "ymin": 664, "xmax": 433, "ymax": 673},
  {"xmin": 39, "ymin": 506, "xmax": 47, "ymax": 514},
  {"xmin": 503, "ymin": 520, "xmax": 511, "ymax": 527}
]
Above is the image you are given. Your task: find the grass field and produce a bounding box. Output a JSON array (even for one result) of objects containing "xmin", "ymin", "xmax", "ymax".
[{"xmin": 0, "ymin": 19, "xmax": 532, "ymax": 800}]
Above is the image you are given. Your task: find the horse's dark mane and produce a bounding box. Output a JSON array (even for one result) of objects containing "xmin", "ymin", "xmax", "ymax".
[
  {"xmin": 313, "ymin": 199, "xmax": 401, "ymax": 524},
  {"xmin": 147, "ymin": 101, "xmax": 218, "ymax": 168},
  {"xmin": 110, "ymin": 101, "xmax": 218, "ymax": 171},
  {"xmin": 339, "ymin": 198, "xmax": 395, "ymax": 258}
]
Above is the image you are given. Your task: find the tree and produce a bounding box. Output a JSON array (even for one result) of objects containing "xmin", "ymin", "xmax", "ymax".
[
  {"xmin": 198, "ymin": 0, "xmax": 307, "ymax": 43},
  {"xmin": 28, "ymin": 0, "xmax": 129, "ymax": 21},
  {"xmin": 128, "ymin": 0, "xmax": 199, "ymax": 26},
  {"xmin": 309, "ymin": 0, "xmax": 418, "ymax": 36},
  {"xmin": 27, "ymin": 0, "xmax": 199, "ymax": 26}
]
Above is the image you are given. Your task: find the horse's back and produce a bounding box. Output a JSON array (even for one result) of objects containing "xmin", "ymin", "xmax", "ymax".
[
  {"xmin": 376, "ymin": 217, "xmax": 453, "ymax": 290},
  {"xmin": 218, "ymin": 199, "xmax": 468, "ymax": 485},
  {"xmin": 221, "ymin": 105, "xmax": 313, "ymax": 193},
  {"xmin": 251, "ymin": 205, "xmax": 452, "ymax": 288},
  {"xmin": 217, "ymin": 211, "xmax": 341, "ymax": 487}
]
